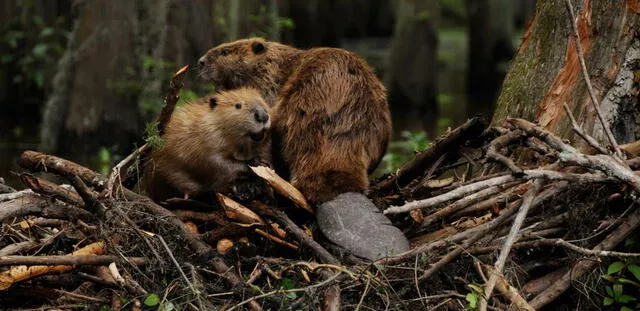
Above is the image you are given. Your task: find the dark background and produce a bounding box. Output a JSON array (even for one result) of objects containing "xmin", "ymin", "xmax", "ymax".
[{"xmin": 0, "ymin": 0, "xmax": 536, "ymax": 186}]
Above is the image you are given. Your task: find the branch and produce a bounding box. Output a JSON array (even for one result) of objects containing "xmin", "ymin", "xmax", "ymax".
[
  {"xmin": 0, "ymin": 255, "xmax": 146, "ymax": 266},
  {"xmin": 372, "ymin": 116, "xmax": 486, "ymax": 193},
  {"xmin": 562, "ymin": 103, "xmax": 607, "ymax": 154},
  {"xmin": 479, "ymin": 179, "xmax": 544, "ymax": 311},
  {"xmin": 384, "ymin": 170, "xmax": 610, "ymax": 215},
  {"xmin": 529, "ymin": 202, "xmax": 640, "ymax": 309}
]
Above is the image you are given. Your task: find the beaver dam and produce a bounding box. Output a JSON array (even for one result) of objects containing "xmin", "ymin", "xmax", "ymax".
[{"xmin": 1, "ymin": 66, "xmax": 639, "ymax": 311}]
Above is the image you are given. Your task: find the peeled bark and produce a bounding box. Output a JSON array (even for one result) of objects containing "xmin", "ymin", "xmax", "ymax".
[{"xmin": 492, "ymin": 0, "xmax": 640, "ymax": 147}]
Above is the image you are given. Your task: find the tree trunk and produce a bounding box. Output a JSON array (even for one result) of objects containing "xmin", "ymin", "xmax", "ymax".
[
  {"xmin": 386, "ymin": 0, "xmax": 439, "ymax": 137},
  {"xmin": 39, "ymin": 0, "xmax": 218, "ymax": 162},
  {"xmin": 492, "ymin": 0, "xmax": 640, "ymax": 147}
]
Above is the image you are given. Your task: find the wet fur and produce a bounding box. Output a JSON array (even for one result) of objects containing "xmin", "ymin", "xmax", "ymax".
[
  {"xmin": 200, "ymin": 38, "xmax": 391, "ymax": 204},
  {"xmin": 145, "ymin": 88, "xmax": 271, "ymax": 202}
]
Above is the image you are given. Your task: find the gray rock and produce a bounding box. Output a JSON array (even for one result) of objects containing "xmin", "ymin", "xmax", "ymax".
[{"xmin": 317, "ymin": 192, "xmax": 409, "ymax": 261}]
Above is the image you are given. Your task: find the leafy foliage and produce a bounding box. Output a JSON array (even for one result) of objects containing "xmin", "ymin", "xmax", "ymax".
[
  {"xmin": 1, "ymin": 4, "xmax": 69, "ymax": 89},
  {"xmin": 380, "ymin": 130, "xmax": 430, "ymax": 173},
  {"xmin": 601, "ymin": 259, "xmax": 640, "ymax": 310}
]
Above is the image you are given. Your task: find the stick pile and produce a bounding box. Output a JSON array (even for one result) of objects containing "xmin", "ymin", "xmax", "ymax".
[{"xmin": 2, "ymin": 67, "xmax": 640, "ymax": 310}]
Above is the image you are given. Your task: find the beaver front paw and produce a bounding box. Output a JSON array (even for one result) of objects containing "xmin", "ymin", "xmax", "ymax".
[{"xmin": 230, "ymin": 180, "xmax": 270, "ymax": 203}]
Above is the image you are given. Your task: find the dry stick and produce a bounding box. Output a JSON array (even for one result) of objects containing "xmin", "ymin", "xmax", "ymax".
[
  {"xmin": 508, "ymin": 118, "xmax": 640, "ymax": 193},
  {"xmin": 156, "ymin": 234, "xmax": 202, "ymax": 307},
  {"xmin": 564, "ymin": 0, "xmax": 623, "ymax": 159},
  {"xmin": 479, "ymin": 179, "xmax": 544, "ymax": 311},
  {"xmin": 420, "ymin": 182, "xmax": 521, "ymax": 228},
  {"xmin": 0, "ymin": 255, "xmax": 146, "ymax": 266},
  {"xmin": 250, "ymin": 166, "xmax": 314, "ymax": 214},
  {"xmin": 0, "ymin": 193, "xmax": 92, "ymax": 222},
  {"xmin": 384, "ymin": 169, "xmax": 611, "ymax": 215},
  {"xmin": 18, "ymin": 150, "xmax": 106, "ymax": 190},
  {"xmin": 121, "ymin": 64, "xmax": 189, "ymax": 189},
  {"xmin": 486, "ymin": 130, "xmax": 525, "ymax": 174},
  {"xmin": 0, "ymin": 189, "xmax": 31, "ymax": 202},
  {"xmin": 373, "ymin": 116, "xmax": 487, "ymax": 193},
  {"xmin": 106, "ymin": 143, "xmax": 148, "ymax": 197},
  {"xmin": 482, "ymin": 265, "xmax": 535, "ymax": 311},
  {"xmin": 20, "ymin": 174, "xmax": 84, "ymax": 207},
  {"xmin": 563, "ymin": 104, "xmax": 608, "ymax": 154},
  {"xmin": 528, "ymin": 203, "xmax": 640, "ymax": 309}
]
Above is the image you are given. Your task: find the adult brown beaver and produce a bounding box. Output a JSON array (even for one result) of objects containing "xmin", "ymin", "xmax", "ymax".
[
  {"xmin": 145, "ymin": 87, "xmax": 271, "ymax": 203},
  {"xmin": 198, "ymin": 38, "xmax": 409, "ymax": 260}
]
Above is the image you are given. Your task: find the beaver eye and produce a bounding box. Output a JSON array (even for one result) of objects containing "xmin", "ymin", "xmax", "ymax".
[
  {"xmin": 220, "ymin": 49, "xmax": 230, "ymax": 56},
  {"xmin": 235, "ymin": 103, "xmax": 242, "ymax": 109}
]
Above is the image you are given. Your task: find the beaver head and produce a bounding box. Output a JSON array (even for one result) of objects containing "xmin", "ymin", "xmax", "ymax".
[
  {"xmin": 198, "ymin": 38, "xmax": 298, "ymax": 101},
  {"xmin": 206, "ymin": 88, "xmax": 271, "ymax": 144}
]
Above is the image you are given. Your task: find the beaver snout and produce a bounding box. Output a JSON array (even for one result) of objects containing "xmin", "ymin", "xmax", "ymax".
[
  {"xmin": 254, "ymin": 109, "xmax": 269, "ymax": 123},
  {"xmin": 198, "ymin": 56, "xmax": 207, "ymax": 68}
]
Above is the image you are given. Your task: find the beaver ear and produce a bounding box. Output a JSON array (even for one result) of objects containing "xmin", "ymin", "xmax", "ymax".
[
  {"xmin": 251, "ymin": 41, "xmax": 266, "ymax": 54},
  {"xmin": 208, "ymin": 96, "xmax": 218, "ymax": 109}
]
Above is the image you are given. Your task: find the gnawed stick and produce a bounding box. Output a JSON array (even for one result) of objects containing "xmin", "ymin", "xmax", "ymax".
[
  {"xmin": 0, "ymin": 193, "xmax": 92, "ymax": 222},
  {"xmin": 373, "ymin": 116, "xmax": 487, "ymax": 194},
  {"xmin": 19, "ymin": 150, "xmax": 106, "ymax": 190},
  {"xmin": 482, "ymin": 265, "xmax": 534, "ymax": 311},
  {"xmin": 529, "ymin": 202, "xmax": 640, "ymax": 309},
  {"xmin": 0, "ymin": 241, "xmax": 105, "ymax": 290},
  {"xmin": 250, "ymin": 166, "xmax": 313, "ymax": 214},
  {"xmin": 479, "ymin": 179, "xmax": 544, "ymax": 311}
]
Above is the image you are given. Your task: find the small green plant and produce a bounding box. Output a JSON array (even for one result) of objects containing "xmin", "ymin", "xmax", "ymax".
[
  {"xmin": 97, "ymin": 147, "xmax": 112, "ymax": 175},
  {"xmin": 280, "ymin": 277, "xmax": 298, "ymax": 300},
  {"xmin": 465, "ymin": 283, "xmax": 484, "ymax": 310},
  {"xmin": 145, "ymin": 121, "xmax": 164, "ymax": 150},
  {"xmin": 380, "ymin": 130, "xmax": 430, "ymax": 174},
  {"xmin": 601, "ymin": 260, "xmax": 640, "ymax": 310}
]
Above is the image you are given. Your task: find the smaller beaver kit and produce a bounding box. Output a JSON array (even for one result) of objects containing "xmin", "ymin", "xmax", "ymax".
[{"xmin": 145, "ymin": 87, "xmax": 271, "ymax": 203}]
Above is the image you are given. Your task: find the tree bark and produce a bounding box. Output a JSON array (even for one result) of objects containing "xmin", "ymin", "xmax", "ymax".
[
  {"xmin": 39, "ymin": 0, "xmax": 218, "ymax": 162},
  {"xmin": 386, "ymin": 0, "xmax": 439, "ymax": 136},
  {"xmin": 492, "ymin": 0, "xmax": 640, "ymax": 147}
]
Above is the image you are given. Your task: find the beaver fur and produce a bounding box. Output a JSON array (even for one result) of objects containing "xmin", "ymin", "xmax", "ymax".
[
  {"xmin": 198, "ymin": 38, "xmax": 391, "ymax": 204},
  {"xmin": 145, "ymin": 87, "xmax": 271, "ymax": 202}
]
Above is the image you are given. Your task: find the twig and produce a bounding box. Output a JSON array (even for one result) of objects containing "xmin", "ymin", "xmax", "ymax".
[
  {"xmin": 0, "ymin": 189, "xmax": 31, "ymax": 202},
  {"xmin": 227, "ymin": 271, "xmax": 342, "ymax": 311},
  {"xmin": 529, "ymin": 200, "xmax": 640, "ymax": 309},
  {"xmin": 0, "ymin": 255, "xmax": 146, "ymax": 266},
  {"xmin": 554, "ymin": 238, "xmax": 640, "ymax": 258},
  {"xmin": 373, "ymin": 116, "xmax": 487, "ymax": 193},
  {"xmin": 19, "ymin": 150, "xmax": 106, "ymax": 190},
  {"xmin": 384, "ymin": 170, "xmax": 610, "ymax": 215},
  {"xmin": 267, "ymin": 207, "xmax": 339, "ymax": 265},
  {"xmin": 486, "ymin": 130, "xmax": 525, "ymax": 174},
  {"xmin": 250, "ymin": 166, "xmax": 314, "ymax": 214},
  {"xmin": 482, "ymin": 265, "xmax": 535, "ymax": 311},
  {"xmin": 479, "ymin": 179, "xmax": 543, "ymax": 311},
  {"xmin": 106, "ymin": 143, "xmax": 148, "ymax": 198},
  {"xmin": 20, "ymin": 174, "xmax": 84, "ymax": 207},
  {"xmin": 562, "ymin": 104, "xmax": 608, "ymax": 154},
  {"xmin": 156, "ymin": 235, "xmax": 200, "ymax": 301},
  {"xmin": 564, "ymin": 0, "xmax": 623, "ymax": 159}
]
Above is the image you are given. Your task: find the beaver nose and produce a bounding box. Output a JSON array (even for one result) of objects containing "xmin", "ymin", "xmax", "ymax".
[
  {"xmin": 255, "ymin": 110, "xmax": 269, "ymax": 123},
  {"xmin": 198, "ymin": 56, "xmax": 206, "ymax": 68}
]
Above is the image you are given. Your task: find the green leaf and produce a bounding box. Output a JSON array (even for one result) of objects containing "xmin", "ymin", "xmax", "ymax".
[
  {"xmin": 40, "ymin": 27, "xmax": 54, "ymax": 37},
  {"xmin": 466, "ymin": 292, "xmax": 478, "ymax": 308},
  {"xmin": 143, "ymin": 293, "xmax": 160, "ymax": 307},
  {"xmin": 609, "ymin": 262, "xmax": 625, "ymax": 275},
  {"xmin": 285, "ymin": 292, "xmax": 298, "ymax": 300},
  {"xmin": 32, "ymin": 43, "xmax": 48, "ymax": 58},
  {"xmin": 603, "ymin": 296, "xmax": 614, "ymax": 306},
  {"xmin": 617, "ymin": 278, "xmax": 640, "ymax": 288},
  {"xmin": 280, "ymin": 277, "xmax": 296, "ymax": 290},
  {"xmin": 606, "ymin": 286, "xmax": 614, "ymax": 297},
  {"xmin": 621, "ymin": 306, "xmax": 633, "ymax": 311},
  {"xmin": 613, "ymin": 284, "xmax": 624, "ymax": 300},
  {"xmin": 33, "ymin": 72, "xmax": 44, "ymax": 88},
  {"xmin": 158, "ymin": 301, "xmax": 176, "ymax": 311},
  {"xmin": 98, "ymin": 305, "xmax": 112, "ymax": 311},
  {"xmin": 628, "ymin": 264, "xmax": 640, "ymax": 281},
  {"xmin": 618, "ymin": 295, "xmax": 637, "ymax": 303}
]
